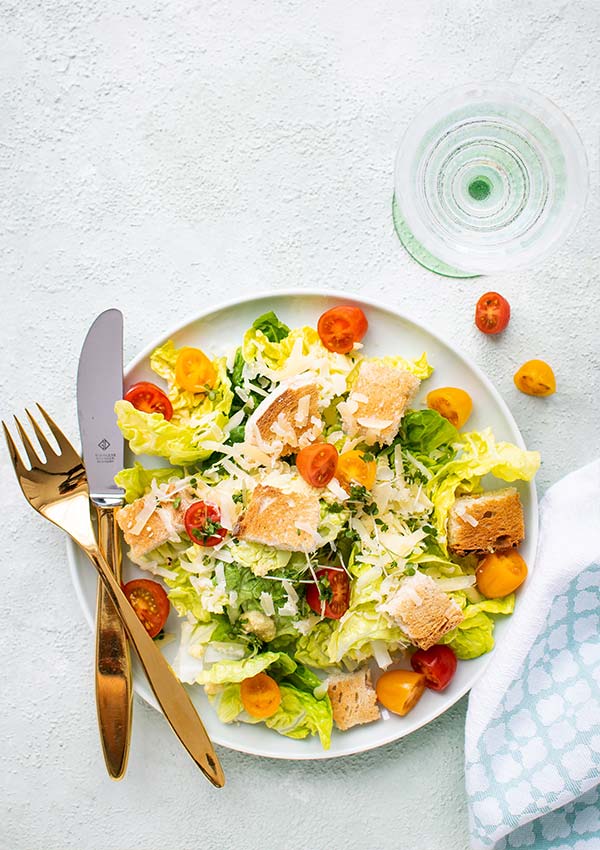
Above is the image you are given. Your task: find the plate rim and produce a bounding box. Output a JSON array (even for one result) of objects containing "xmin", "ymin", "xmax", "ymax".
[{"xmin": 66, "ymin": 287, "xmax": 538, "ymax": 760}]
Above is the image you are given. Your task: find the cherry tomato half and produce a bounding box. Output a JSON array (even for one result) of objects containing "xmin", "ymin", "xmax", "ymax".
[
  {"xmin": 306, "ymin": 567, "xmax": 350, "ymax": 619},
  {"xmin": 375, "ymin": 669, "xmax": 426, "ymax": 716},
  {"xmin": 410, "ymin": 645, "xmax": 457, "ymax": 691},
  {"xmin": 514, "ymin": 359, "xmax": 556, "ymax": 397},
  {"xmin": 124, "ymin": 382, "xmax": 173, "ymax": 420},
  {"xmin": 184, "ymin": 501, "xmax": 227, "ymax": 547},
  {"xmin": 296, "ymin": 443, "xmax": 339, "ymax": 488},
  {"xmin": 475, "ymin": 292, "xmax": 511, "ymax": 335},
  {"xmin": 426, "ymin": 387, "xmax": 473, "ymax": 429},
  {"xmin": 175, "ymin": 347, "xmax": 216, "ymax": 394},
  {"xmin": 123, "ymin": 578, "xmax": 170, "ymax": 638},
  {"xmin": 336, "ymin": 449, "xmax": 377, "ymax": 491},
  {"xmin": 317, "ymin": 306, "xmax": 368, "ymax": 354},
  {"xmin": 240, "ymin": 672, "xmax": 281, "ymax": 719},
  {"xmin": 476, "ymin": 550, "xmax": 528, "ymax": 598}
]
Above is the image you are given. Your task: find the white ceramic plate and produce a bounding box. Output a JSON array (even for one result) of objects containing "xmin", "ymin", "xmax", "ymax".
[{"xmin": 67, "ymin": 289, "xmax": 538, "ymax": 759}]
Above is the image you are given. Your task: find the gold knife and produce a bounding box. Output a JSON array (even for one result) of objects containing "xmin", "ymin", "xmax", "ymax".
[{"xmin": 77, "ymin": 309, "xmax": 132, "ymax": 779}]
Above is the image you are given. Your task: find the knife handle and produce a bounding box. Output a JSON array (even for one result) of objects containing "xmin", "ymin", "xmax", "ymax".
[{"xmin": 95, "ymin": 504, "xmax": 133, "ymax": 780}]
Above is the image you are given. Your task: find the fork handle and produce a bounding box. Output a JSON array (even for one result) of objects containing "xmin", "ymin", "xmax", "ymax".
[
  {"xmin": 85, "ymin": 545, "xmax": 225, "ymax": 788},
  {"xmin": 95, "ymin": 505, "xmax": 132, "ymax": 780}
]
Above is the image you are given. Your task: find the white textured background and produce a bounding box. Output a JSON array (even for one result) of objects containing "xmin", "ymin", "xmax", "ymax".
[{"xmin": 1, "ymin": 2, "xmax": 599, "ymax": 849}]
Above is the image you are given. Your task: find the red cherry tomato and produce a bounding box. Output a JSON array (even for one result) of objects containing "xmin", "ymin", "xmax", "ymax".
[
  {"xmin": 296, "ymin": 443, "xmax": 339, "ymax": 488},
  {"xmin": 123, "ymin": 578, "xmax": 170, "ymax": 638},
  {"xmin": 410, "ymin": 644, "xmax": 457, "ymax": 691},
  {"xmin": 317, "ymin": 306, "xmax": 368, "ymax": 354},
  {"xmin": 475, "ymin": 292, "xmax": 511, "ymax": 335},
  {"xmin": 306, "ymin": 567, "xmax": 350, "ymax": 619},
  {"xmin": 184, "ymin": 501, "xmax": 227, "ymax": 547},
  {"xmin": 124, "ymin": 381, "xmax": 173, "ymax": 420}
]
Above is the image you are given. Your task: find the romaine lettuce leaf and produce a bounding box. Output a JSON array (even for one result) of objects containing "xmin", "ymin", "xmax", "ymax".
[
  {"xmin": 251, "ymin": 311, "xmax": 290, "ymax": 343},
  {"xmin": 427, "ymin": 427, "xmax": 540, "ymax": 545},
  {"xmin": 399, "ymin": 409, "xmax": 458, "ymax": 463},
  {"xmin": 439, "ymin": 592, "xmax": 515, "ymax": 659},
  {"xmin": 196, "ymin": 650, "xmax": 296, "ymax": 685}
]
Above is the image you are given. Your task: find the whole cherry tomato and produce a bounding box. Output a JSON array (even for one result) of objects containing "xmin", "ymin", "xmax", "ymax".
[{"xmin": 411, "ymin": 645, "xmax": 457, "ymax": 691}]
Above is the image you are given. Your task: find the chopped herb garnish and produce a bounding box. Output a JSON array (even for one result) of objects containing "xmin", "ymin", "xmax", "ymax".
[
  {"xmin": 327, "ymin": 502, "xmax": 344, "ymax": 513},
  {"xmin": 232, "ymin": 493, "xmax": 244, "ymax": 504},
  {"xmin": 172, "ymin": 497, "xmax": 181, "ymax": 510},
  {"xmin": 405, "ymin": 567, "xmax": 416, "ymax": 576},
  {"xmin": 317, "ymin": 574, "xmax": 333, "ymax": 603},
  {"xmin": 190, "ymin": 477, "xmax": 197, "ymax": 488},
  {"xmin": 361, "ymin": 451, "xmax": 375, "ymax": 462}
]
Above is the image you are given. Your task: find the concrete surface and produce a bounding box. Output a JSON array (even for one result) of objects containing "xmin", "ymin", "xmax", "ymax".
[{"xmin": 1, "ymin": 2, "xmax": 599, "ymax": 849}]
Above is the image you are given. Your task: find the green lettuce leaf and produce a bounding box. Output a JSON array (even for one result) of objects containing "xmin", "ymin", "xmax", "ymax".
[
  {"xmin": 208, "ymin": 679, "xmax": 333, "ymax": 748},
  {"xmin": 367, "ymin": 352, "xmax": 434, "ymax": 380},
  {"xmin": 251, "ymin": 311, "xmax": 290, "ymax": 343},
  {"xmin": 114, "ymin": 461, "xmax": 183, "ymax": 503},
  {"xmin": 326, "ymin": 605, "xmax": 406, "ymax": 665},
  {"xmin": 427, "ymin": 427, "xmax": 540, "ymax": 545},
  {"xmin": 294, "ymin": 621, "xmax": 338, "ymax": 669},
  {"xmin": 399, "ymin": 409, "xmax": 458, "ymax": 460},
  {"xmin": 439, "ymin": 592, "xmax": 516, "ymax": 659},
  {"xmin": 196, "ymin": 650, "xmax": 296, "ymax": 685},
  {"xmin": 265, "ymin": 684, "xmax": 333, "ymax": 748}
]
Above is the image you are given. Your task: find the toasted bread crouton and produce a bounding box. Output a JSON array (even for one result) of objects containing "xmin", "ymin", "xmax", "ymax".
[
  {"xmin": 339, "ymin": 360, "xmax": 420, "ymax": 446},
  {"xmin": 233, "ymin": 484, "xmax": 321, "ymax": 553},
  {"xmin": 327, "ymin": 668, "xmax": 381, "ymax": 731},
  {"xmin": 116, "ymin": 488, "xmax": 193, "ymax": 561},
  {"xmin": 381, "ymin": 572, "xmax": 463, "ymax": 650},
  {"xmin": 245, "ymin": 375, "xmax": 322, "ymax": 457},
  {"xmin": 447, "ymin": 487, "xmax": 525, "ymax": 557}
]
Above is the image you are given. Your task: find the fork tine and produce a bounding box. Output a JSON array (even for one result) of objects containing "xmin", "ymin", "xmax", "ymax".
[
  {"xmin": 14, "ymin": 415, "xmax": 43, "ymax": 467},
  {"xmin": 35, "ymin": 403, "xmax": 72, "ymax": 456},
  {"xmin": 2, "ymin": 420, "xmax": 26, "ymax": 473},
  {"xmin": 25, "ymin": 407, "xmax": 57, "ymax": 459}
]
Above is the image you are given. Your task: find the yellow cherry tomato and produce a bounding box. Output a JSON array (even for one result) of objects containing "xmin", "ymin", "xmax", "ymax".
[
  {"xmin": 240, "ymin": 672, "xmax": 281, "ymax": 719},
  {"xmin": 476, "ymin": 550, "xmax": 528, "ymax": 598},
  {"xmin": 426, "ymin": 387, "xmax": 473, "ymax": 429},
  {"xmin": 375, "ymin": 669, "xmax": 426, "ymax": 716},
  {"xmin": 175, "ymin": 347, "xmax": 216, "ymax": 393},
  {"xmin": 514, "ymin": 360, "xmax": 556, "ymax": 397},
  {"xmin": 336, "ymin": 449, "xmax": 377, "ymax": 491}
]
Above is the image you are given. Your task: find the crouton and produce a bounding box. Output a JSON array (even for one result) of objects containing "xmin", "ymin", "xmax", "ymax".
[
  {"xmin": 233, "ymin": 484, "xmax": 321, "ymax": 553},
  {"xmin": 340, "ymin": 360, "xmax": 420, "ymax": 446},
  {"xmin": 447, "ymin": 487, "xmax": 525, "ymax": 557},
  {"xmin": 327, "ymin": 668, "xmax": 381, "ymax": 731},
  {"xmin": 116, "ymin": 488, "xmax": 193, "ymax": 561},
  {"xmin": 245, "ymin": 375, "xmax": 322, "ymax": 457},
  {"xmin": 380, "ymin": 572, "xmax": 463, "ymax": 650}
]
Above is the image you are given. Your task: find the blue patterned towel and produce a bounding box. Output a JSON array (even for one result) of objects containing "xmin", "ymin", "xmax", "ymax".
[{"xmin": 465, "ymin": 460, "xmax": 600, "ymax": 849}]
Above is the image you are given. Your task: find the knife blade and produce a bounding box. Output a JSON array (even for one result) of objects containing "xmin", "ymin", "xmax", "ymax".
[{"xmin": 77, "ymin": 308, "xmax": 132, "ymax": 780}]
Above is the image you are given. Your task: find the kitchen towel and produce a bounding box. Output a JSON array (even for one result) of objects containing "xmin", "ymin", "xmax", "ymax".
[{"xmin": 465, "ymin": 459, "xmax": 600, "ymax": 849}]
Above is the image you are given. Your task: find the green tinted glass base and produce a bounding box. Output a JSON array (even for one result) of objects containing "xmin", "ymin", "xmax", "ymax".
[{"xmin": 392, "ymin": 194, "xmax": 480, "ymax": 279}]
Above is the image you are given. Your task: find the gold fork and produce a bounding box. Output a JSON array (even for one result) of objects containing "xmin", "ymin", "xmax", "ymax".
[{"xmin": 3, "ymin": 405, "xmax": 225, "ymax": 788}]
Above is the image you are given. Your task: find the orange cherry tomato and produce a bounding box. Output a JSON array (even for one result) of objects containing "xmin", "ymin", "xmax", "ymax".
[
  {"xmin": 476, "ymin": 550, "xmax": 528, "ymax": 598},
  {"xmin": 514, "ymin": 360, "xmax": 556, "ymax": 397},
  {"xmin": 317, "ymin": 306, "xmax": 368, "ymax": 354},
  {"xmin": 475, "ymin": 292, "xmax": 511, "ymax": 334},
  {"xmin": 240, "ymin": 672, "xmax": 281, "ymax": 719},
  {"xmin": 175, "ymin": 347, "xmax": 217, "ymax": 393},
  {"xmin": 336, "ymin": 449, "xmax": 377, "ymax": 491},
  {"xmin": 426, "ymin": 387, "xmax": 473, "ymax": 429},
  {"xmin": 375, "ymin": 669, "xmax": 426, "ymax": 716},
  {"xmin": 296, "ymin": 443, "xmax": 339, "ymax": 488},
  {"xmin": 123, "ymin": 579, "xmax": 170, "ymax": 638},
  {"xmin": 124, "ymin": 382, "xmax": 173, "ymax": 420}
]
